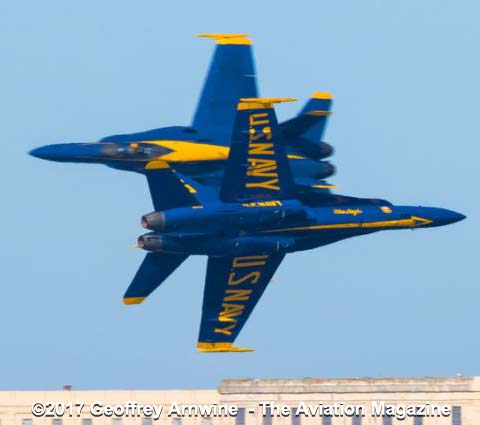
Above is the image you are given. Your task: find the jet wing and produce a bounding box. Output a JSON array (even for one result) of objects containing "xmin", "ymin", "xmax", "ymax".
[
  {"xmin": 192, "ymin": 34, "xmax": 258, "ymax": 142},
  {"xmin": 220, "ymin": 98, "xmax": 297, "ymax": 202},
  {"xmin": 197, "ymin": 252, "xmax": 285, "ymax": 352}
]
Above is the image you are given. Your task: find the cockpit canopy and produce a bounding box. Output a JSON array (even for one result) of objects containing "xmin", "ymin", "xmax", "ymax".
[{"xmin": 100, "ymin": 142, "xmax": 172, "ymax": 159}]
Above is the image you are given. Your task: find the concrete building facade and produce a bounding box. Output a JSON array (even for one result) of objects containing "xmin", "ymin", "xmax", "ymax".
[{"xmin": 1, "ymin": 377, "xmax": 479, "ymax": 425}]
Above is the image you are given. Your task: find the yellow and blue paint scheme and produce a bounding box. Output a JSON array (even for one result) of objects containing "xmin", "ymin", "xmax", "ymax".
[
  {"xmin": 29, "ymin": 33, "xmax": 336, "ymax": 194},
  {"xmin": 124, "ymin": 98, "xmax": 464, "ymax": 352},
  {"xmin": 30, "ymin": 35, "xmax": 466, "ymax": 352}
]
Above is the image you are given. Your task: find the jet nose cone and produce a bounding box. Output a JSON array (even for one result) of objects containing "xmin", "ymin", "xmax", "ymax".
[
  {"xmin": 29, "ymin": 145, "xmax": 58, "ymax": 160},
  {"xmin": 29, "ymin": 144, "xmax": 77, "ymax": 161},
  {"xmin": 421, "ymin": 207, "xmax": 466, "ymax": 227},
  {"xmin": 29, "ymin": 143, "xmax": 102, "ymax": 162},
  {"xmin": 444, "ymin": 210, "xmax": 466, "ymax": 224}
]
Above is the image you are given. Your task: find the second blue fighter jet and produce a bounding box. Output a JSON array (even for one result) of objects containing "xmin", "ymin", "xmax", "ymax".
[
  {"xmin": 29, "ymin": 34, "xmax": 335, "ymax": 190},
  {"xmin": 128, "ymin": 97, "xmax": 465, "ymax": 353}
]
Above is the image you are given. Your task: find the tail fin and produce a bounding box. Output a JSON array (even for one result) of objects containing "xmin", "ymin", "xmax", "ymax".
[
  {"xmin": 219, "ymin": 98, "xmax": 296, "ymax": 202},
  {"xmin": 280, "ymin": 92, "xmax": 333, "ymax": 142}
]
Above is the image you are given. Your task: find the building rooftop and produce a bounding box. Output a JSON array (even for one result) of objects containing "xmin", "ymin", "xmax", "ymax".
[{"xmin": 219, "ymin": 377, "xmax": 480, "ymax": 394}]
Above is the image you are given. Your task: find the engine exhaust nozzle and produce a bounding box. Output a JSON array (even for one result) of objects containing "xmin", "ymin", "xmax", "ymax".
[
  {"xmin": 140, "ymin": 211, "xmax": 166, "ymax": 230},
  {"xmin": 137, "ymin": 234, "xmax": 163, "ymax": 252}
]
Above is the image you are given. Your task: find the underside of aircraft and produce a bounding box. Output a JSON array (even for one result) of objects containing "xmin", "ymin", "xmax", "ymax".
[{"xmin": 29, "ymin": 34, "xmax": 466, "ymax": 352}]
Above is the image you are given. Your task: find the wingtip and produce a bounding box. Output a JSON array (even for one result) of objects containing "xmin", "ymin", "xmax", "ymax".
[
  {"xmin": 197, "ymin": 33, "xmax": 252, "ymax": 45},
  {"xmin": 197, "ymin": 342, "xmax": 254, "ymax": 353},
  {"xmin": 123, "ymin": 297, "xmax": 146, "ymax": 305},
  {"xmin": 312, "ymin": 91, "xmax": 333, "ymax": 100}
]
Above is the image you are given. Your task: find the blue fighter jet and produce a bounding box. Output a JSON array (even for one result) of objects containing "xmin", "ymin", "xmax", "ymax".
[
  {"xmin": 30, "ymin": 35, "xmax": 465, "ymax": 352},
  {"xmin": 29, "ymin": 34, "xmax": 335, "ymax": 191},
  {"xmin": 129, "ymin": 97, "xmax": 464, "ymax": 353}
]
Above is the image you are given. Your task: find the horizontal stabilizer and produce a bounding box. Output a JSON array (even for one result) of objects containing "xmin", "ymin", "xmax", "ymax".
[{"xmin": 124, "ymin": 252, "xmax": 188, "ymax": 304}]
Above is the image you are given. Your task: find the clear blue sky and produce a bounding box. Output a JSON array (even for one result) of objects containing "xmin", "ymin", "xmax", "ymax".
[{"xmin": 1, "ymin": 0, "xmax": 478, "ymax": 390}]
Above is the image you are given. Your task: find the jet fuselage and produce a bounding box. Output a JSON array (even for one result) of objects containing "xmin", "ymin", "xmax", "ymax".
[
  {"xmin": 29, "ymin": 133, "xmax": 335, "ymax": 182},
  {"xmin": 136, "ymin": 200, "xmax": 465, "ymax": 257}
]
